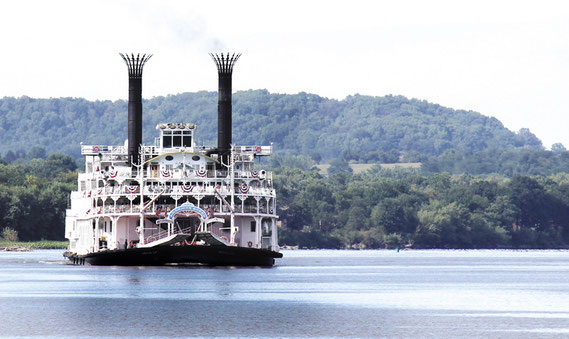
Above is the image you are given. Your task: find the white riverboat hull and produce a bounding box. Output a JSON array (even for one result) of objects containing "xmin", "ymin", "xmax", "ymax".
[{"xmin": 66, "ymin": 244, "xmax": 282, "ymax": 266}]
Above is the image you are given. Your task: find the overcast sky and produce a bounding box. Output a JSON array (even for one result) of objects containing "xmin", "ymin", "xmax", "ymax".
[{"xmin": 1, "ymin": 0, "xmax": 568, "ymax": 148}]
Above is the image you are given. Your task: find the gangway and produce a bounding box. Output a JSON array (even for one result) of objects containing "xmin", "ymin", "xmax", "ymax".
[
  {"xmin": 194, "ymin": 232, "xmax": 230, "ymax": 246},
  {"xmin": 138, "ymin": 233, "xmax": 191, "ymax": 248}
]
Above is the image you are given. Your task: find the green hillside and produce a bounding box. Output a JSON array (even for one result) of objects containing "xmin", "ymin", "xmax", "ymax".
[
  {"xmin": 2, "ymin": 92, "xmax": 569, "ymax": 247},
  {"xmin": 0, "ymin": 90, "xmax": 542, "ymax": 161}
]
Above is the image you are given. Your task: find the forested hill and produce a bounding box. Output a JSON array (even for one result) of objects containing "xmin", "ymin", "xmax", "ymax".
[{"xmin": 0, "ymin": 90, "xmax": 542, "ymax": 160}]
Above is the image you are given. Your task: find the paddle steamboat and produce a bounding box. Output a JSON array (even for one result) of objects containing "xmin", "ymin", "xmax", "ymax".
[{"xmin": 64, "ymin": 53, "xmax": 281, "ymax": 266}]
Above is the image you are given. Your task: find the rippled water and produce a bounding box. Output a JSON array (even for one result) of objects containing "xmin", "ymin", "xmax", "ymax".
[{"xmin": 1, "ymin": 249, "xmax": 568, "ymax": 338}]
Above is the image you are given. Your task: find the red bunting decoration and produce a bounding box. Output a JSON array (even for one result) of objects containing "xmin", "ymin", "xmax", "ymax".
[
  {"xmin": 181, "ymin": 184, "xmax": 194, "ymax": 193},
  {"xmin": 125, "ymin": 185, "xmax": 139, "ymax": 194},
  {"xmin": 195, "ymin": 169, "xmax": 208, "ymax": 177}
]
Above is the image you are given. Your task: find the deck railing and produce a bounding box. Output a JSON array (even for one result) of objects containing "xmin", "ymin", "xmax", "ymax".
[{"xmin": 84, "ymin": 184, "xmax": 275, "ymax": 199}]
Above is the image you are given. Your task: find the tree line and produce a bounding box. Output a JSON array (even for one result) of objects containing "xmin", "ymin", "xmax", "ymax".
[
  {"xmin": 421, "ymin": 147, "xmax": 569, "ymax": 177},
  {"xmin": 2, "ymin": 148, "xmax": 569, "ymax": 249},
  {"xmin": 0, "ymin": 151, "xmax": 76, "ymax": 241},
  {"xmin": 275, "ymin": 167, "xmax": 569, "ymax": 249}
]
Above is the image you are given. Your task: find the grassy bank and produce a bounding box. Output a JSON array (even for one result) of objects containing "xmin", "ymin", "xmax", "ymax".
[
  {"xmin": 0, "ymin": 240, "xmax": 68, "ymax": 250},
  {"xmin": 315, "ymin": 162, "xmax": 422, "ymax": 175}
]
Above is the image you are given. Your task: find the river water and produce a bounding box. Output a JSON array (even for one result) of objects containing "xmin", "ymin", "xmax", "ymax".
[{"xmin": 1, "ymin": 249, "xmax": 568, "ymax": 338}]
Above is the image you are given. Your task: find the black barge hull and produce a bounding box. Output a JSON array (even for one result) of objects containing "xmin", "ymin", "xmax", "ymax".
[{"xmin": 74, "ymin": 245, "xmax": 282, "ymax": 266}]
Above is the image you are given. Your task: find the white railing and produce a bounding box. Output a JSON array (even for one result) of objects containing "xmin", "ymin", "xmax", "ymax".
[
  {"xmin": 144, "ymin": 225, "xmax": 193, "ymax": 244},
  {"xmin": 81, "ymin": 145, "xmax": 127, "ymax": 155},
  {"xmin": 234, "ymin": 145, "xmax": 272, "ymax": 156},
  {"xmin": 81, "ymin": 144, "xmax": 272, "ymax": 157},
  {"xmin": 83, "ymin": 184, "xmax": 275, "ymax": 201}
]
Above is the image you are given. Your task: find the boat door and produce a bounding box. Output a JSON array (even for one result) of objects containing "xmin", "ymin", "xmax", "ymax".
[{"xmin": 150, "ymin": 164, "xmax": 159, "ymax": 178}]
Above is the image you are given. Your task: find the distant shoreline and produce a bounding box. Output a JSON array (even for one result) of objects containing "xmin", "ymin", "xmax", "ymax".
[{"xmin": 0, "ymin": 240, "xmax": 68, "ymax": 250}]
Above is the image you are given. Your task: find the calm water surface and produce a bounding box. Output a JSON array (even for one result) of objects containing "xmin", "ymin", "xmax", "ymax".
[{"xmin": 1, "ymin": 249, "xmax": 568, "ymax": 338}]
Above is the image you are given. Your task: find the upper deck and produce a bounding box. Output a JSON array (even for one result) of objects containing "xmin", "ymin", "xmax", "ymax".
[
  {"xmin": 77, "ymin": 122, "xmax": 273, "ymax": 185},
  {"xmin": 81, "ymin": 122, "xmax": 272, "ymax": 161},
  {"xmin": 80, "ymin": 144, "xmax": 273, "ymax": 162}
]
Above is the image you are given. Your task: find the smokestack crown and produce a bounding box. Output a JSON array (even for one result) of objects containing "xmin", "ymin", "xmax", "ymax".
[
  {"xmin": 120, "ymin": 53, "xmax": 152, "ymax": 78},
  {"xmin": 210, "ymin": 53, "xmax": 241, "ymax": 77}
]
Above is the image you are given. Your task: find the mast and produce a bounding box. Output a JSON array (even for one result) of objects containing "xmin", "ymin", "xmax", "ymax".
[
  {"xmin": 136, "ymin": 153, "xmax": 145, "ymax": 245},
  {"xmin": 230, "ymin": 145, "xmax": 236, "ymax": 245}
]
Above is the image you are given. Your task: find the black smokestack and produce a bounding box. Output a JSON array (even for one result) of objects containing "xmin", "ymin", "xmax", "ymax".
[
  {"xmin": 120, "ymin": 53, "xmax": 152, "ymax": 165},
  {"xmin": 210, "ymin": 53, "xmax": 240, "ymax": 164}
]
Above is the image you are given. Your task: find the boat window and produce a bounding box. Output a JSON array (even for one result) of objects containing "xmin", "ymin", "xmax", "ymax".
[
  {"xmin": 173, "ymin": 135, "xmax": 182, "ymax": 147},
  {"xmin": 183, "ymin": 136, "xmax": 192, "ymax": 147},
  {"xmin": 250, "ymin": 220, "xmax": 256, "ymax": 232},
  {"xmin": 163, "ymin": 135, "xmax": 172, "ymax": 148}
]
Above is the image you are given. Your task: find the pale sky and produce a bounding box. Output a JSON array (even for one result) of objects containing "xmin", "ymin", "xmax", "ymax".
[{"xmin": 1, "ymin": 0, "xmax": 568, "ymax": 148}]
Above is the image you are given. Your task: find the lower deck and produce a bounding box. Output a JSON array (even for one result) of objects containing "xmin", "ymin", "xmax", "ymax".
[{"xmin": 66, "ymin": 212, "xmax": 278, "ymax": 256}]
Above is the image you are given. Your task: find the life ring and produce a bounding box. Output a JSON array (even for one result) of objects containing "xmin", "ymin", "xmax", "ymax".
[
  {"xmin": 248, "ymin": 241, "xmax": 253, "ymax": 248},
  {"xmin": 255, "ymin": 146, "xmax": 262, "ymax": 153},
  {"xmin": 93, "ymin": 146, "xmax": 100, "ymax": 152}
]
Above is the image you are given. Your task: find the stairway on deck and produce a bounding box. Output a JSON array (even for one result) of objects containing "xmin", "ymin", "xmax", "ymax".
[
  {"xmin": 138, "ymin": 234, "xmax": 191, "ymax": 248},
  {"xmin": 139, "ymin": 231, "xmax": 229, "ymax": 248},
  {"xmin": 194, "ymin": 232, "xmax": 230, "ymax": 246}
]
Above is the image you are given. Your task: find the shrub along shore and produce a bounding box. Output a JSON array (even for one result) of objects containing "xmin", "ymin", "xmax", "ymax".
[{"xmin": 0, "ymin": 240, "xmax": 68, "ymax": 251}]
